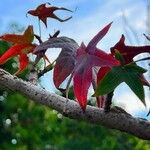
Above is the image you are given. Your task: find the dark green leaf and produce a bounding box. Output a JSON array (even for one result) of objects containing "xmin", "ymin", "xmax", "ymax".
[
  {"xmin": 123, "ymin": 72, "xmax": 145, "ymax": 104},
  {"xmin": 95, "ymin": 64, "xmax": 146, "ymax": 105},
  {"xmin": 124, "ymin": 63, "xmax": 147, "ymax": 74},
  {"xmin": 95, "ymin": 67, "xmax": 123, "ymax": 95}
]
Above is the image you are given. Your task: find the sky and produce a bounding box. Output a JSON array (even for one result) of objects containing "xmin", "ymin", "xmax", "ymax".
[{"xmin": 0, "ymin": 0, "xmax": 150, "ymax": 118}]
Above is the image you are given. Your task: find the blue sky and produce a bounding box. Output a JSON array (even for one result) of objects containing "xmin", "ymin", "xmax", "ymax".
[{"xmin": 0, "ymin": 0, "xmax": 149, "ymax": 117}]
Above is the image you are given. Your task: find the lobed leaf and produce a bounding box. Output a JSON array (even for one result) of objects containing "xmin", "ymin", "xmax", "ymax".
[
  {"xmin": 34, "ymin": 37, "xmax": 79, "ymax": 88},
  {"xmin": 86, "ymin": 22, "xmax": 112, "ymax": 54},
  {"xmin": 95, "ymin": 64, "xmax": 146, "ymax": 105},
  {"xmin": 111, "ymin": 34, "xmax": 150, "ymax": 64},
  {"xmin": 0, "ymin": 26, "xmax": 34, "ymax": 44},
  {"xmin": 27, "ymin": 3, "xmax": 72, "ymax": 27}
]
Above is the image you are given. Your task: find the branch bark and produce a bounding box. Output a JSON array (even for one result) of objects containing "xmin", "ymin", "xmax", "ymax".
[{"xmin": 0, "ymin": 68, "xmax": 150, "ymax": 140}]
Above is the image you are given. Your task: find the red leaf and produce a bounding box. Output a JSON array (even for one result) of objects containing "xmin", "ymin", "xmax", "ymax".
[
  {"xmin": 139, "ymin": 74, "xmax": 150, "ymax": 87},
  {"xmin": 95, "ymin": 67, "xmax": 111, "ymax": 108},
  {"xmin": 0, "ymin": 25, "xmax": 36, "ymax": 74},
  {"xmin": 0, "ymin": 44, "xmax": 35, "ymax": 74},
  {"xmin": 97, "ymin": 67, "xmax": 111, "ymax": 84},
  {"xmin": 27, "ymin": 3, "xmax": 72, "ymax": 27},
  {"xmin": 54, "ymin": 47, "xmax": 76, "ymax": 88},
  {"xmin": 73, "ymin": 66, "xmax": 92, "ymax": 111},
  {"xmin": 15, "ymin": 54, "xmax": 29, "ymax": 75},
  {"xmin": 71, "ymin": 23, "xmax": 119, "ymax": 111},
  {"xmin": 86, "ymin": 22, "xmax": 112, "ymax": 54},
  {"xmin": 111, "ymin": 34, "xmax": 150, "ymax": 64},
  {"xmin": 111, "ymin": 34, "xmax": 150, "ymax": 87}
]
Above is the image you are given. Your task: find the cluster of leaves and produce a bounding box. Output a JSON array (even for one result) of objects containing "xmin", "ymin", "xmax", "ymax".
[{"xmin": 0, "ymin": 3, "xmax": 149, "ymax": 112}]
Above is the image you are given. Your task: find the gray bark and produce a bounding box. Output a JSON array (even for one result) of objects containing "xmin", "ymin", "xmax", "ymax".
[{"xmin": 0, "ymin": 68, "xmax": 150, "ymax": 140}]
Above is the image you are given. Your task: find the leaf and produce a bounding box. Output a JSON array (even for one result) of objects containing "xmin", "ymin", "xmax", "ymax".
[
  {"xmin": 97, "ymin": 67, "xmax": 111, "ymax": 84},
  {"xmin": 0, "ymin": 44, "xmax": 35, "ymax": 74},
  {"xmin": 15, "ymin": 53, "xmax": 29, "ymax": 75},
  {"xmin": 27, "ymin": 3, "xmax": 72, "ymax": 27},
  {"xmin": 92, "ymin": 67, "xmax": 109, "ymax": 108},
  {"xmin": 95, "ymin": 64, "xmax": 147, "ymax": 105},
  {"xmin": 96, "ymin": 67, "xmax": 122, "ymax": 95},
  {"xmin": 34, "ymin": 36, "xmax": 78, "ymax": 53},
  {"xmin": 33, "ymin": 36, "xmax": 79, "ymax": 88},
  {"xmin": 86, "ymin": 22, "xmax": 112, "ymax": 54},
  {"xmin": 0, "ymin": 26, "xmax": 36, "ymax": 74},
  {"xmin": 114, "ymin": 49, "xmax": 125, "ymax": 65},
  {"xmin": 111, "ymin": 34, "xmax": 150, "ymax": 64},
  {"xmin": 54, "ymin": 47, "xmax": 76, "ymax": 88},
  {"xmin": 124, "ymin": 63, "xmax": 147, "ymax": 73},
  {"xmin": 110, "ymin": 35, "xmax": 150, "ymax": 87},
  {"xmin": 0, "ymin": 26, "xmax": 34, "ymax": 44},
  {"xmin": 71, "ymin": 23, "xmax": 119, "ymax": 111}
]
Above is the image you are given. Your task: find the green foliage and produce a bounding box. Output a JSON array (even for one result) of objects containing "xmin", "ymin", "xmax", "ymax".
[
  {"xmin": 95, "ymin": 64, "xmax": 147, "ymax": 105},
  {"xmin": 1, "ymin": 92, "xmax": 150, "ymax": 150}
]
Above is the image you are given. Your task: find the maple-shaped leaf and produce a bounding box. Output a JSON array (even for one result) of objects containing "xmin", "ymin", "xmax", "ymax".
[
  {"xmin": 0, "ymin": 25, "xmax": 34, "ymax": 44},
  {"xmin": 27, "ymin": 3, "xmax": 72, "ymax": 27},
  {"xmin": 34, "ymin": 23, "xmax": 119, "ymax": 111},
  {"xmin": 73, "ymin": 23, "xmax": 119, "ymax": 110},
  {"xmin": 33, "ymin": 36, "xmax": 79, "ymax": 88},
  {"xmin": 95, "ymin": 64, "xmax": 147, "ymax": 105},
  {"xmin": 0, "ymin": 26, "xmax": 36, "ymax": 74},
  {"xmin": 0, "ymin": 44, "xmax": 35, "ymax": 74},
  {"xmin": 72, "ymin": 23, "xmax": 120, "ymax": 111},
  {"xmin": 111, "ymin": 35, "xmax": 150, "ymax": 87},
  {"xmin": 111, "ymin": 34, "xmax": 150, "ymax": 64}
]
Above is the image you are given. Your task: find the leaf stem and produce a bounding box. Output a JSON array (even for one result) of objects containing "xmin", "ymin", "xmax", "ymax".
[{"xmin": 104, "ymin": 91, "xmax": 114, "ymax": 112}]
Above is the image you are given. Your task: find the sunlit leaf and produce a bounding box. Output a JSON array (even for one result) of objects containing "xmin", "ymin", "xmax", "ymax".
[{"xmin": 0, "ymin": 25, "xmax": 34, "ymax": 44}]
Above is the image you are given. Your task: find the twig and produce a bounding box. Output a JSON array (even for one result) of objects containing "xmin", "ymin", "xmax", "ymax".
[{"xmin": 38, "ymin": 61, "xmax": 55, "ymax": 78}]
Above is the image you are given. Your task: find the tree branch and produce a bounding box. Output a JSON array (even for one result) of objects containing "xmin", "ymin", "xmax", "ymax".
[{"xmin": 0, "ymin": 68, "xmax": 150, "ymax": 140}]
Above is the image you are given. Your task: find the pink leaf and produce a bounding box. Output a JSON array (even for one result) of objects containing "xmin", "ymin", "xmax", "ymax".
[
  {"xmin": 54, "ymin": 48, "xmax": 76, "ymax": 88},
  {"xmin": 72, "ymin": 35, "xmax": 119, "ymax": 110},
  {"xmin": 33, "ymin": 37, "xmax": 79, "ymax": 88}
]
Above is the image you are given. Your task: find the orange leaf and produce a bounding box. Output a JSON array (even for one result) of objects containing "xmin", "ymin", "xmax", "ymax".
[
  {"xmin": 0, "ymin": 44, "xmax": 35, "ymax": 65},
  {"xmin": 0, "ymin": 25, "xmax": 34, "ymax": 44}
]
